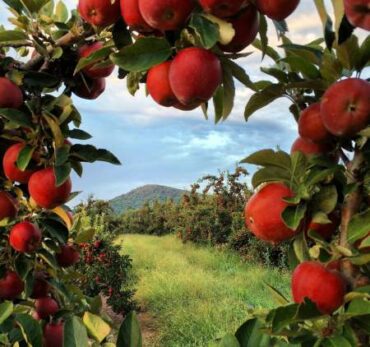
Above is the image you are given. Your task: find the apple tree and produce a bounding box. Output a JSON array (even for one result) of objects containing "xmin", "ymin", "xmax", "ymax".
[{"xmin": 0, "ymin": 0, "xmax": 369, "ymax": 346}]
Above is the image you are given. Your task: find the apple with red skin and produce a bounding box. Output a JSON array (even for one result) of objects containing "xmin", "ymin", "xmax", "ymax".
[
  {"xmin": 31, "ymin": 272, "xmax": 50, "ymax": 299},
  {"xmin": 10, "ymin": 221, "xmax": 42, "ymax": 253},
  {"xmin": 120, "ymin": 0, "xmax": 153, "ymax": 32},
  {"xmin": 3, "ymin": 143, "xmax": 37, "ymax": 183},
  {"xmin": 321, "ymin": 78, "xmax": 370, "ymax": 137},
  {"xmin": 0, "ymin": 77, "xmax": 23, "ymax": 109},
  {"xmin": 138, "ymin": 0, "xmax": 195, "ymax": 31},
  {"xmin": 298, "ymin": 103, "xmax": 332, "ymax": 144},
  {"xmin": 169, "ymin": 47, "xmax": 222, "ymax": 106},
  {"xmin": 56, "ymin": 244, "xmax": 80, "ymax": 267},
  {"xmin": 344, "ymin": 0, "xmax": 370, "ymax": 31},
  {"xmin": 28, "ymin": 167, "xmax": 72, "ymax": 209},
  {"xmin": 173, "ymin": 102, "xmax": 201, "ymax": 111},
  {"xmin": 35, "ymin": 297, "xmax": 59, "ymax": 319},
  {"xmin": 245, "ymin": 182, "xmax": 300, "ymax": 243},
  {"xmin": 79, "ymin": 42, "xmax": 114, "ymax": 79},
  {"xmin": 43, "ymin": 322, "xmax": 64, "ymax": 347},
  {"xmin": 147, "ymin": 61, "xmax": 179, "ymax": 107},
  {"xmin": 307, "ymin": 212, "xmax": 340, "ymax": 240},
  {"xmin": 73, "ymin": 75, "xmax": 106, "ymax": 100},
  {"xmin": 0, "ymin": 270, "xmax": 24, "ymax": 299},
  {"xmin": 220, "ymin": 5, "xmax": 259, "ymax": 53},
  {"xmin": 0, "ymin": 191, "xmax": 18, "ymax": 220},
  {"xmin": 292, "ymin": 261, "xmax": 346, "ymax": 314},
  {"xmin": 198, "ymin": 0, "xmax": 247, "ymax": 18},
  {"xmin": 78, "ymin": 0, "xmax": 121, "ymax": 27},
  {"xmin": 291, "ymin": 137, "xmax": 335, "ymax": 157},
  {"xmin": 255, "ymin": 0, "xmax": 300, "ymax": 21}
]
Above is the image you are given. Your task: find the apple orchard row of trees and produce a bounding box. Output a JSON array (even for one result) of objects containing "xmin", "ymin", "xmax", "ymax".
[{"xmin": 0, "ymin": 0, "xmax": 369, "ymax": 346}]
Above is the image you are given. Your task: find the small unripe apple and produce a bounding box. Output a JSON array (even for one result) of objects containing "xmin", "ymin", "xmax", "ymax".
[
  {"xmin": 120, "ymin": 0, "xmax": 153, "ymax": 32},
  {"xmin": 9, "ymin": 221, "xmax": 42, "ymax": 253},
  {"xmin": 245, "ymin": 182, "xmax": 300, "ymax": 243},
  {"xmin": 255, "ymin": 0, "xmax": 300, "ymax": 21},
  {"xmin": 0, "ymin": 77, "xmax": 23, "ymax": 109},
  {"xmin": 344, "ymin": 0, "xmax": 370, "ymax": 31},
  {"xmin": 220, "ymin": 5, "xmax": 259, "ymax": 53},
  {"xmin": 0, "ymin": 270, "xmax": 24, "ymax": 300},
  {"xmin": 78, "ymin": 0, "xmax": 121, "ymax": 27},
  {"xmin": 43, "ymin": 322, "xmax": 64, "ymax": 347},
  {"xmin": 169, "ymin": 47, "xmax": 222, "ymax": 106},
  {"xmin": 147, "ymin": 61, "xmax": 178, "ymax": 107},
  {"xmin": 56, "ymin": 244, "xmax": 80, "ymax": 267},
  {"xmin": 0, "ymin": 191, "xmax": 18, "ymax": 221},
  {"xmin": 31, "ymin": 272, "xmax": 50, "ymax": 299},
  {"xmin": 321, "ymin": 78, "xmax": 370, "ymax": 137},
  {"xmin": 28, "ymin": 167, "xmax": 72, "ymax": 209},
  {"xmin": 79, "ymin": 42, "xmax": 114, "ymax": 79},
  {"xmin": 198, "ymin": 0, "xmax": 247, "ymax": 18},
  {"xmin": 73, "ymin": 76, "xmax": 106, "ymax": 99},
  {"xmin": 292, "ymin": 261, "xmax": 346, "ymax": 314},
  {"xmin": 138, "ymin": 0, "xmax": 195, "ymax": 31},
  {"xmin": 3, "ymin": 143, "xmax": 37, "ymax": 183},
  {"xmin": 298, "ymin": 103, "xmax": 332, "ymax": 144},
  {"xmin": 35, "ymin": 297, "xmax": 59, "ymax": 319},
  {"xmin": 291, "ymin": 137, "xmax": 335, "ymax": 158}
]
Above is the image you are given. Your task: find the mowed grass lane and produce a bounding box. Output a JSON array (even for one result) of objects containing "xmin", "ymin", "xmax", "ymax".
[{"xmin": 116, "ymin": 234, "xmax": 290, "ymax": 347}]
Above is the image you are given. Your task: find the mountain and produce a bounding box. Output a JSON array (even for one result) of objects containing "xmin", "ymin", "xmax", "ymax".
[{"xmin": 109, "ymin": 184, "xmax": 187, "ymax": 214}]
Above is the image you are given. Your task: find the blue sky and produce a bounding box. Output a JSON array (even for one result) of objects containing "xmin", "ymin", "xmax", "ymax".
[{"xmin": 0, "ymin": 1, "xmax": 366, "ymax": 204}]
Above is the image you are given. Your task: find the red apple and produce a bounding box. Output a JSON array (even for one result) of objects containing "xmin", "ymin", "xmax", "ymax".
[
  {"xmin": 56, "ymin": 244, "xmax": 80, "ymax": 267},
  {"xmin": 78, "ymin": 0, "xmax": 121, "ymax": 27},
  {"xmin": 220, "ymin": 5, "xmax": 259, "ymax": 53},
  {"xmin": 120, "ymin": 0, "xmax": 153, "ymax": 32},
  {"xmin": 321, "ymin": 78, "xmax": 370, "ymax": 137},
  {"xmin": 173, "ymin": 102, "xmax": 201, "ymax": 111},
  {"xmin": 169, "ymin": 47, "xmax": 222, "ymax": 106},
  {"xmin": 199, "ymin": 0, "xmax": 247, "ymax": 18},
  {"xmin": 73, "ymin": 76, "xmax": 106, "ymax": 99},
  {"xmin": 256, "ymin": 0, "xmax": 300, "ymax": 21},
  {"xmin": 31, "ymin": 272, "xmax": 50, "ymax": 299},
  {"xmin": 43, "ymin": 322, "xmax": 64, "ymax": 347},
  {"xmin": 0, "ymin": 270, "xmax": 24, "ymax": 300},
  {"xmin": 0, "ymin": 77, "xmax": 23, "ymax": 109},
  {"xmin": 28, "ymin": 167, "xmax": 72, "ymax": 209},
  {"xmin": 35, "ymin": 297, "xmax": 59, "ymax": 319},
  {"xmin": 298, "ymin": 103, "xmax": 332, "ymax": 143},
  {"xmin": 307, "ymin": 212, "xmax": 340, "ymax": 240},
  {"xmin": 138, "ymin": 0, "xmax": 195, "ymax": 31},
  {"xmin": 291, "ymin": 137, "xmax": 335, "ymax": 157},
  {"xmin": 292, "ymin": 261, "xmax": 346, "ymax": 314},
  {"xmin": 0, "ymin": 191, "xmax": 18, "ymax": 220},
  {"xmin": 147, "ymin": 61, "xmax": 179, "ymax": 107},
  {"xmin": 79, "ymin": 42, "xmax": 115, "ymax": 79},
  {"xmin": 344, "ymin": 0, "xmax": 370, "ymax": 31},
  {"xmin": 3, "ymin": 143, "xmax": 37, "ymax": 183},
  {"xmin": 9, "ymin": 221, "xmax": 42, "ymax": 253},
  {"xmin": 245, "ymin": 182, "xmax": 300, "ymax": 243}
]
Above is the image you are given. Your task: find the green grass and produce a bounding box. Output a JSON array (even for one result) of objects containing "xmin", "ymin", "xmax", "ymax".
[{"xmin": 116, "ymin": 234, "xmax": 290, "ymax": 347}]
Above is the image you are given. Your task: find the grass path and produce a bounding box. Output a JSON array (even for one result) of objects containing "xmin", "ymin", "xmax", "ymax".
[{"xmin": 117, "ymin": 234, "xmax": 290, "ymax": 347}]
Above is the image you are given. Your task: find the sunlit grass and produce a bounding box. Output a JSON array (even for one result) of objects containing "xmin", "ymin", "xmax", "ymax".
[{"xmin": 117, "ymin": 234, "xmax": 290, "ymax": 347}]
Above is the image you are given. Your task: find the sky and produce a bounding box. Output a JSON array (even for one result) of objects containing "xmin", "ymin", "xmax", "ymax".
[{"xmin": 0, "ymin": 1, "xmax": 366, "ymax": 204}]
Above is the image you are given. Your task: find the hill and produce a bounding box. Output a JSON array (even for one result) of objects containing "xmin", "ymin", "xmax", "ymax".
[{"xmin": 109, "ymin": 184, "xmax": 187, "ymax": 214}]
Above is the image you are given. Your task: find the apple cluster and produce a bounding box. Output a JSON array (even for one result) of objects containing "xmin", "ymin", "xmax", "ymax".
[
  {"xmin": 244, "ymin": 76, "xmax": 370, "ymax": 315},
  {"xmin": 75, "ymin": 0, "xmax": 300, "ymax": 110}
]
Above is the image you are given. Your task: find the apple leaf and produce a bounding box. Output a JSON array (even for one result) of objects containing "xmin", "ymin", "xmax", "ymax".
[
  {"xmin": 83, "ymin": 312, "xmax": 111, "ymax": 343},
  {"xmin": 15, "ymin": 314, "xmax": 43, "ymax": 347},
  {"xmin": 64, "ymin": 316, "xmax": 89, "ymax": 347},
  {"xmin": 347, "ymin": 209, "xmax": 370, "ymax": 245},
  {"xmin": 16, "ymin": 145, "xmax": 35, "ymax": 171},
  {"xmin": 189, "ymin": 14, "xmax": 219, "ymax": 49},
  {"xmin": 235, "ymin": 318, "xmax": 272, "ymax": 347},
  {"xmin": 117, "ymin": 311, "xmax": 142, "ymax": 347},
  {"xmin": 0, "ymin": 302, "xmax": 13, "ymax": 325}
]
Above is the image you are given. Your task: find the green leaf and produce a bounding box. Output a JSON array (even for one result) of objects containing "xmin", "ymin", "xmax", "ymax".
[
  {"xmin": 244, "ymin": 84, "xmax": 285, "ymax": 121},
  {"xmin": 15, "ymin": 313, "xmax": 42, "ymax": 347},
  {"xmin": 0, "ymin": 302, "xmax": 13, "ymax": 324},
  {"xmin": 322, "ymin": 336, "xmax": 352, "ymax": 347},
  {"xmin": 43, "ymin": 218, "xmax": 69, "ymax": 244},
  {"xmin": 83, "ymin": 312, "xmax": 111, "ymax": 343},
  {"xmin": 253, "ymin": 39, "xmax": 280, "ymax": 62},
  {"xmin": 346, "ymin": 299, "xmax": 370, "ymax": 316},
  {"xmin": 75, "ymin": 228, "xmax": 95, "ymax": 243},
  {"xmin": 68, "ymin": 129, "xmax": 92, "ymax": 140},
  {"xmin": 251, "ymin": 167, "xmax": 292, "ymax": 189},
  {"xmin": 113, "ymin": 19, "xmax": 133, "ymax": 50},
  {"xmin": 0, "ymin": 108, "xmax": 32, "ymax": 127},
  {"xmin": 64, "ymin": 316, "xmax": 89, "ymax": 347},
  {"xmin": 117, "ymin": 311, "xmax": 142, "ymax": 347},
  {"xmin": 223, "ymin": 59, "xmax": 256, "ymax": 90},
  {"xmin": 74, "ymin": 46, "xmax": 112, "ymax": 75},
  {"xmin": 312, "ymin": 185, "xmax": 338, "ymax": 214},
  {"xmin": 241, "ymin": 149, "xmax": 291, "ymax": 169},
  {"xmin": 258, "ymin": 15, "xmax": 268, "ymax": 59},
  {"xmin": 55, "ymin": 145, "xmax": 70, "ymax": 166},
  {"xmin": 0, "ymin": 30, "xmax": 29, "ymax": 45},
  {"xmin": 292, "ymin": 232, "xmax": 310, "ymax": 263},
  {"xmin": 189, "ymin": 14, "xmax": 219, "ymax": 49},
  {"xmin": 24, "ymin": 71, "xmax": 60, "ymax": 88},
  {"xmin": 282, "ymin": 204, "xmax": 307, "ymax": 230},
  {"xmin": 111, "ymin": 38, "xmax": 172, "ymax": 72},
  {"xmin": 209, "ymin": 334, "xmax": 240, "ymax": 347},
  {"xmin": 235, "ymin": 318, "xmax": 271, "ymax": 347},
  {"xmin": 16, "ymin": 145, "xmax": 35, "ymax": 171},
  {"xmin": 71, "ymin": 144, "xmax": 121, "ymax": 165},
  {"xmin": 54, "ymin": 0, "xmax": 68, "ymax": 22},
  {"xmin": 3, "ymin": 0, "xmax": 24, "ymax": 13},
  {"xmin": 264, "ymin": 282, "xmax": 289, "ymax": 305},
  {"xmin": 54, "ymin": 163, "xmax": 71, "ymax": 187},
  {"xmin": 347, "ymin": 209, "xmax": 370, "ymax": 245},
  {"xmin": 280, "ymin": 56, "xmax": 320, "ymax": 79}
]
